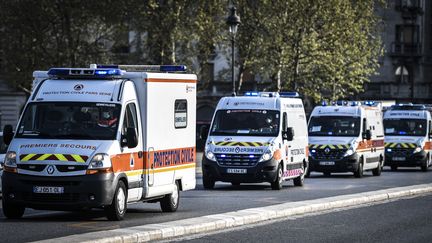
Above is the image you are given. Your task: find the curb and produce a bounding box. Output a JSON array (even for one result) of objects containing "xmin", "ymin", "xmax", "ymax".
[{"xmin": 36, "ymin": 183, "xmax": 432, "ymax": 243}]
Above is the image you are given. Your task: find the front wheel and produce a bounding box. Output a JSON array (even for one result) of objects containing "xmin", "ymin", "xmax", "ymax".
[
  {"xmin": 2, "ymin": 198, "xmax": 25, "ymax": 219},
  {"xmin": 372, "ymin": 162, "xmax": 382, "ymax": 176},
  {"xmin": 271, "ymin": 164, "xmax": 283, "ymax": 190},
  {"xmin": 354, "ymin": 161, "xmax": 364, "ymax": 178},
  {"xmin": 105, "ymin": 180, "xmax": 127, "ymax": 221},
  {"xmin": 160, "ymin": 181, "xmax": 180, "ymax": 212},
  {"xmin": 202, "ymin": 173, "xmax": 215, "ymax": 189}
]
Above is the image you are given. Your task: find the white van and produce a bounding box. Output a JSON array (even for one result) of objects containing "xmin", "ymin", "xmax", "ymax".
[
  {"xmin": 308, "ymin": 101, "xmax": 385, "ymax": 177},
  {"xmin": 383, "ymin": 104, "xmax": 432, "ymax": 171},
  {"xmin": 201, "ymin": 92, "xmax": 309, "ymax": 190},
  {"xmin": 2, "ymin": 64, "xmax": 196, "ymax": 220}
]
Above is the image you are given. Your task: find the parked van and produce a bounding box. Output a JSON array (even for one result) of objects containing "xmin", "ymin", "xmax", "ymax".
[
  {"xmin": 383, "ymin": 104, "xmax": 432, "ymax": 171},
  {"xmin": 201, "ymin": 92, "xmax": 308, "ymax": 190},
  {"xmin": 308, "ymin": 101, "xmax": 385, "ymax": 177},
  {"xmin": 2, "ymin": 64, "xmax": 196, "ymax": 220}
]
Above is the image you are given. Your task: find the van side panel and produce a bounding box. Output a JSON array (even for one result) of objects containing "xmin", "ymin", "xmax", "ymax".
[{"xmin": 144, "ymin": 77, "xmax": 196, "ymax": 198}]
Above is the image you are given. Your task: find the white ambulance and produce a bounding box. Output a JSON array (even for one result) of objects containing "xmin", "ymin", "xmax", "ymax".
[
  {"xmin": 383, "ymin": 104, "xmax": 432, "ymax": 171},
  {"xmin": 1, "ymin": 64, "xmax": 196, "ymax": 220},
  {"xmin": 201, "ymin": 92, "xmax": 309, "ymax": 190},
  {"xmin": 308, "ymin": 101, "xmax": 385, "ymax": 177}
]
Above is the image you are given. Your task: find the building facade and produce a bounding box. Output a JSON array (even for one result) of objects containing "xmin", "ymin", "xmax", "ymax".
[{"xmin": 362, "ymin": 0, "xmax": 432, "ymax": 103}]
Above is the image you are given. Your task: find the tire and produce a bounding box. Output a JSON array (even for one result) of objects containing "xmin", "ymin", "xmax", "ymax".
[
  {"xmin": 105, "ymin": 180, "xmax": 127, "ymax": 221},
  {"xmin": 271, "ymin": 164, "xmax": 283, "ymax": 190},
  {"xmin": 293, "ymin": 165, "xmax": 305, "ymax": 187},
  {"xmin": 421, "ymin": 155, "xmax": 430, "ymax": 172},
  {"xmin": 391, "ymin": 165, "xmax": 397, "ymax": 171},
  {"xmin": 160, "ymin": 181, "xmax": 180, "ymax": 212},
  {"xmin": 354, "ymin": 161, "xmax": 364, "ymax": 178},
  {"xmin": 372, "ymin": 162, "xmax": 382, "ymax": 176},
  {"xmin": 231, "ymin": 182, "xmax": 240, "ymax": 186},
  {"xmin": 202, "ymin": 173, "xmax": 215, "ymax": 189},
  {"xmin": 2, "ymin": 198, "xmax": 25, "ymax": 219}
]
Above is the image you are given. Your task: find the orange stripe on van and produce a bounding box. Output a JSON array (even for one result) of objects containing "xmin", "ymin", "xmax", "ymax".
[
  {"xmin": 144, "ymin": 78, "xmax": 197, "ymax": 83},
  {"xmin": 110, "ymin": 147, "xmax": 196, "ymax": 173},
  {"xmin": 357, "ymin": 139, "xmax": 385, "ymax": 151},
  {"xmin": 424, "ymin": 141, "xmax": 432, "ymax": 150}
]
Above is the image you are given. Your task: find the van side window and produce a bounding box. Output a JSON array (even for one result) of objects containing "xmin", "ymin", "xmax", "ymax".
[
  {"xmin": 174, "ymin": 99, "xmax": 187, "ymax": 129},
  {"xmin": 282, "ymin": 112, "xmax": 288, "ymax": 132},
  {"xmin": 122, "ymin": 103, "xmax": 138, "ymax": 137}
]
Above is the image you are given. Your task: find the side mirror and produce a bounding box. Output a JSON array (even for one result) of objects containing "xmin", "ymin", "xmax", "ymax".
[
  {"xmin": 121, "ymin": 127, "xmax": 138, "ymax": 148},
  {"xmin": 200, "ymin": 125, "xmax": 210, "ymax": 140},
  {"xmin": 362, "ymin": 130, "xmax": 372, "ymax": 140},
  {"xmin": 283, "ymin": 127, "xmax": 294, "ymax": 141},
  {"xmin": 3, "ymin": 125, "xmax": 14, "ymax": 145}
]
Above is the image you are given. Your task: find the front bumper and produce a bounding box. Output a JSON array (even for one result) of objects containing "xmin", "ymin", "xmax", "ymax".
[
  {"xmin": 309, "ymin": 153, "xmax": 359, "ymax": 173},
  {"xmin": 202, "ymin": 156, "xmax": 279, "ymax": 183},
  {"xmin": 385, "ymin": 150, "xmax": 427, "ymax": 167},
  {"xmin": 2, "ymin": 171, "xmax": 116, "ymax": 210}
]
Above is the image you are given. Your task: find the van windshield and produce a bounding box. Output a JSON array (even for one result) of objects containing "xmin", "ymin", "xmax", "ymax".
[
  {"xmin": 16, "ymin": 102, "xmax": 121, "ymax": 140},
  {"xmin": 383, "ymin": 119, "xmax": 427, "ymax": 136},
  {"xmin": 210, "ymin": 109, "xmax": 280, "ymax": 136},
  {"xmin": 308, "ymin": 116, "xmax": 360, "ymax": 137}
]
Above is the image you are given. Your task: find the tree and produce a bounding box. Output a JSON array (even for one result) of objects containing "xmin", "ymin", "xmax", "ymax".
[
  {"xmin": 0, "ymin": 0, "xmax": 128, "ymax": 89},
  {"xmin": 234, "ymin": 0, "xmax": 384, "ymax": 101}
]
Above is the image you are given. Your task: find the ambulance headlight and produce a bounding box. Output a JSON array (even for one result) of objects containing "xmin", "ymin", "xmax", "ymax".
[
  {"xmin": 344, "ymin": 148, "xmax": 355, "ymax": 157},
  {"xmin": 259, "ymin": 150, "xmax": 273, "ymax": 162},
  {"xmin": 414, "ymin": 147, "xmax": 422, "ymax": 153},
  {"xmin": 4, "ymin": 151, "xmax": 17, "ymax": 168},
  {"xmin": 88, "ymin": 153, "xmax": 112, "ymax": 169},
  {"xmin": 205, "ymin": 150, "xmax": 217, "ymax": 162}
]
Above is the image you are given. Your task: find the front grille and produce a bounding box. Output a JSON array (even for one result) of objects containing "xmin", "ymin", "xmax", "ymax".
[
  {"xmin": 23, "ymin": 192, "xmax": 80, "ymax": 203},
  {"xmin": 17, "ymin": 164, "xmax": 46, "ymax": 172},
  {"xmin": 215, "ymin": 153, "xmax": 260, "ymax": 167},
  {"xmin": 56, "ymin": 165, "xmax": 88, "ymax": 172},
  {"xmin": 387, "ymin": 148, "xmax": 414, "ymax": 157},
  {"xmin": 313, "ymin": 149, "xmax": 347, "ymax": 160}
]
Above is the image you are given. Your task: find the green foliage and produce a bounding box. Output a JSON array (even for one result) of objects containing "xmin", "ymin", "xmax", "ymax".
[
  {"xmin": 0, "ymin": 0, "xmax": 383, "ymax": 100},
  {"xmin": 234, "ymin": 0, "xmax": 384, "ymax": 101}
]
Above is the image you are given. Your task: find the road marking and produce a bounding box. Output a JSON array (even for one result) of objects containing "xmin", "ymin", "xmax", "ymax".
[{"xmin": 34, "ymin": 183, "xmax": 432, "ymax": 243}]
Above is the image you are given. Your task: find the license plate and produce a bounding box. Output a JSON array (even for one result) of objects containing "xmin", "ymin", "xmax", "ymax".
[
  {"xmin": 320, "ymin": 161, "xmax": 335, "ymax": 166},
  {"xmin": 393, "ymin": 157, "xmax": 405, "ymax": 161},
  {"xmin": 33, "ymin": 186, "xmax": 64, "ymax": 194},
  {"xmin": 227, "ymin": 168, "xmax": 247, "ymax": 174}
]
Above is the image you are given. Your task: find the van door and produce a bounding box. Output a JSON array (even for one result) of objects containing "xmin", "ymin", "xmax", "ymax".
[{"xmin": 119, "ymin": 102, "xmax": 144, "ymax": 202}]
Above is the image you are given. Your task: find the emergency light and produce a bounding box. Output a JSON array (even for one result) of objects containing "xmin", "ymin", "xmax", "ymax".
[
  {"xmin": 279, "ymin": 92, "xmax": 300, "ymax": 98},
  {"xmin": 321, "ymin": 101, "xmax": 327, "ymax": 106},
  {"xmin": 244, "ymin": 91, "xmax": 259, "ymax": 96},
  {"xmin": 48, "ymin": 68, "xmax": 123, "ymax": 79},
  {"xmin": 95, "ymin": 64, "xmax": 187, "ymax": 73},
  {"xmin": 363, "ymin": 101, "xmax": 375, "ymax": 106}
]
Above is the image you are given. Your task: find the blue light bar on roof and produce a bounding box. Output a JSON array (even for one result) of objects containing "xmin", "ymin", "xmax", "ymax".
[
  {"xmin": 279, "ymin": 92, "xmax": 300, "ymax": 98},
  {"xmin": 96, "ymin": 64, "xmax": 187, "ymax": 72},
  {"xmin": 244, "ymin": 91, "xmax": 259, "ymax": 96},
  {"xmin": 48, "ymin": 68, "xmax": 122, "ymax": 78}
]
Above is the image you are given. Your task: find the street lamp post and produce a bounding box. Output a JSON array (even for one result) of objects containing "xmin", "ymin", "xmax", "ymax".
[{"xmin": 227, "ymin": 5, "xmax": 240, "ymax": 96}]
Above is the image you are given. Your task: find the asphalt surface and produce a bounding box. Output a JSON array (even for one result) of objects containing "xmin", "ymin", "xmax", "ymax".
[
  {"xmin": 1, "ymin": 156, "xmax": 432, "ymax": 242},
  {"xmin": 180, "ymin": 194, "xmax": 432, "ymax": 243}
]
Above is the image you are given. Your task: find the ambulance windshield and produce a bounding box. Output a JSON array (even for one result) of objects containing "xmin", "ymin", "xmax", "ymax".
[
  {"xmin": 308, "ymin": 116, "xmax": 360, "ymax": 137},
  {"xmin": 210, "ymin": 109, "xmax": 279, "ymax": 136},
  {"xmin": 383, "ymin": 119, "xmax": 427, "ymax": 136},
  {"xmin": 16, "ymin": 102, "xmax": 121, "ymax": 140}
]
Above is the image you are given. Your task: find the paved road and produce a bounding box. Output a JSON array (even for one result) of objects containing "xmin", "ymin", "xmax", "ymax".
[
  {"xmin": 180, "ymin": 194, "xmax": 432, "ymax": 243},
  {"xmin": 1, "ymin": 158, "xmax": 432, "ymax": 242}
]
